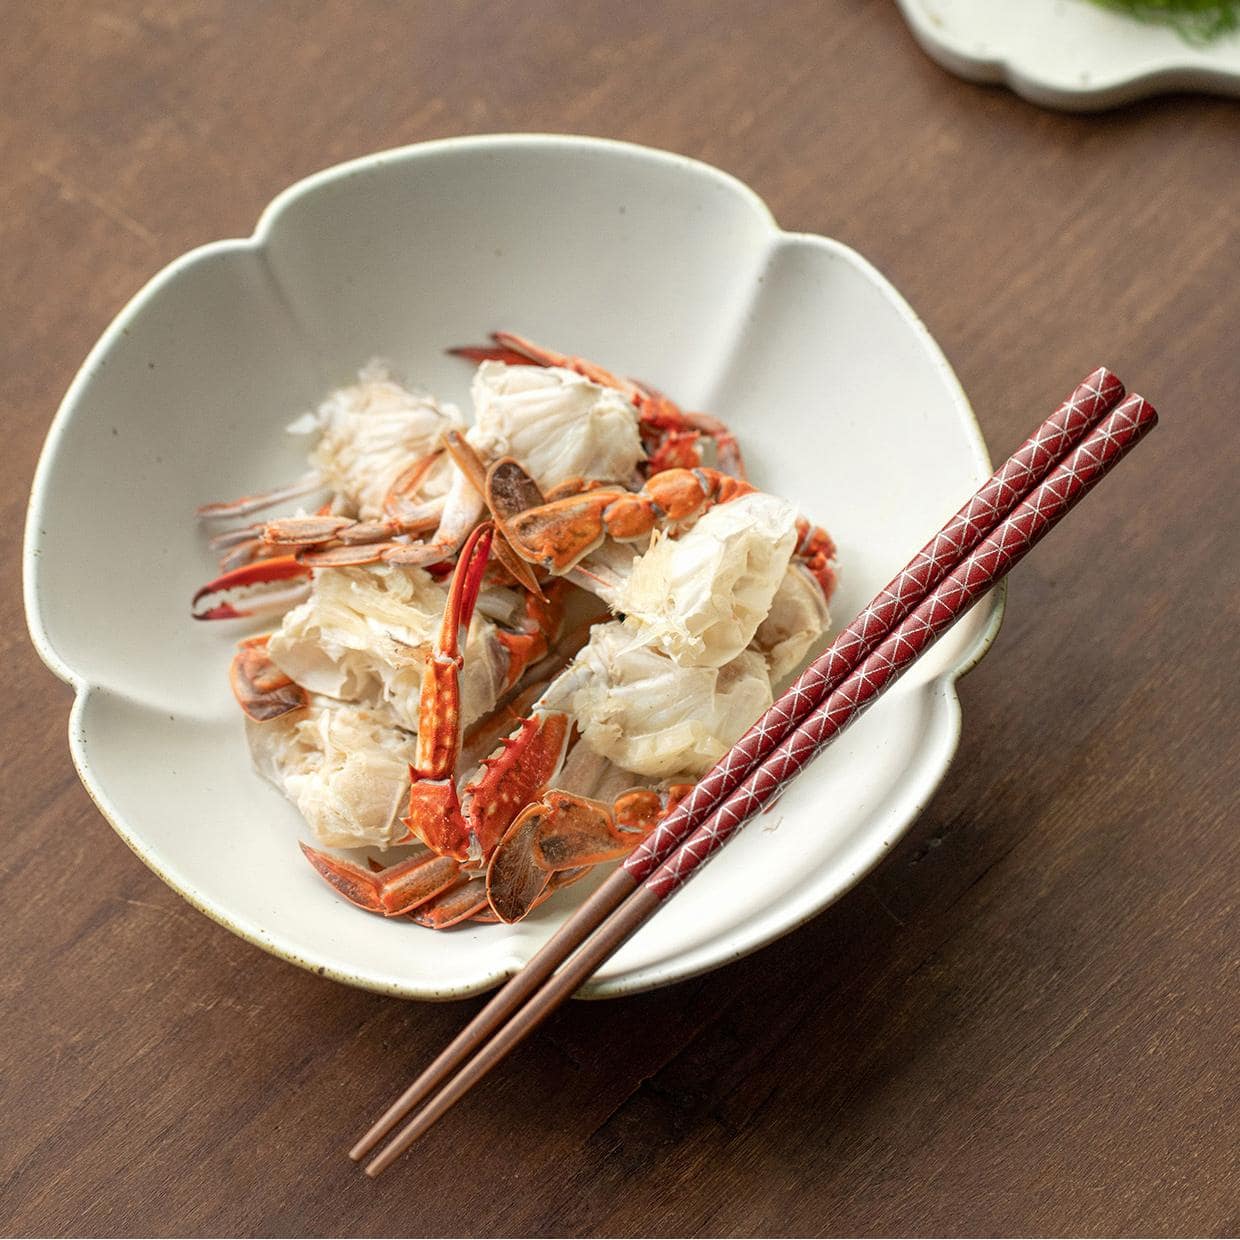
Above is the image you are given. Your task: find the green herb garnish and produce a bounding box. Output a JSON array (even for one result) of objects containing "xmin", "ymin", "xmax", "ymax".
[{"xmin": 1084, "ymin": 0, "xmax": 1240, "ymax": 44}]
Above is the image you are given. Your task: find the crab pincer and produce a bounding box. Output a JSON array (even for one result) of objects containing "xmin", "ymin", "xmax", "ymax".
[{"xmin": 192, "ymin": 555, "xmax": 313, "ymax": 621}]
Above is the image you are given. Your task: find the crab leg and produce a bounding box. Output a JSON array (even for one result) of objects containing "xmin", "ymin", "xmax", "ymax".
[
  {"xmin": 381, "ymin": 447, "xmax": 448, "ymax": 523},
  {"xmin": 679, "ymin": 411, "xmax": 745, "ymax": 478},
  {"xmin": 489, "ymin": 459, "xmax": 753, "ymax": 575},
  {"xmin": 260, "ymin": 449, "xmax": 453, "ymax": 568},
  {"xmin": 195, "ymin": 471, "xmax": 325, "ymax": 521},
  {"xmin": 407, "ymin": 876, "xmax": 491, "ymax": 929},
  {"xmin": 300, "ymin": 844, "xmax": 463, "ymax": 916},
  {"xmin": 490, "ymin": 456, "xmax": 836, "ymax": 605},
  {"xmin": 209, "ymin": 524, "xmax": 268, "ymax": 552},
  {"xmin": 401, "ymin": 522, "xmax": 496, "ymax": 861},
  {"xmin": 360, "ymin": 858, "xmax": 491, "ymax": 931},
  {"xmin": 373, "ymin": 468, "xmax": 485, "ymax": 569},
  {"xmin": 212, "ymin": 537, "xmax": 290, "ymax": 574},
  {"xmin": 259, "ymin": 515, "xmax": 356, "ymax": 545},
  {"xmin": 399, "ymin": 520, "xmax": 570, "ymax": 863},
  {"xmin": 251, "ymin": 443, "xmax": 480, "ymax": 571}
]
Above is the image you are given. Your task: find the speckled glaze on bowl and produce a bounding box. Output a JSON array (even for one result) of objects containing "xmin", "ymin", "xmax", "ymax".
[
  {"xmin": 23, "ymin": 135, "xmax": 1002, "ymax": 1000},
  {"xmin": 897, "ymin": 0, "xmax": 1240, "ymax": 111}
]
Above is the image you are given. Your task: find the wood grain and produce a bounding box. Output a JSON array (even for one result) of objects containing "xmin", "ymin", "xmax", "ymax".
[{"xmin": 3, "ymin": 2, "xmax": 1237, "ymax": 1235}]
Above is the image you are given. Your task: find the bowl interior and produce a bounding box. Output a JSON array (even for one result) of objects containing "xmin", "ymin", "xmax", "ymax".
[{"xmin": 26, "ymin": 137, "xmax": 998, "ymax": 998}]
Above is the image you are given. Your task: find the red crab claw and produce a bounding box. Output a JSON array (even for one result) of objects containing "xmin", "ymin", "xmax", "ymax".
[
  {"xmin": 300, "ymin": 843, "xmax": 463, "ymax": 916},
  {"xmin": 192, "ymin": 555, "xmax": 312, "ymax": 620},
  {"xmin": 400, "ymin": 521, "xmax": 572, "ymax": 871},
  {"xmin": 458, "ymin": 708, "xmax": 571, "ymax": 861},
  {"xmin": 402, "ymin": 522, "xmax": 496, "ymax": 862},
  {"xmin": 403, "ymin": 675, "xmax": 572, "ymax": 868}
]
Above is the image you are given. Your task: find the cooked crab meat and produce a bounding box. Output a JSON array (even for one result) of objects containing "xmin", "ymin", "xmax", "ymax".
[
  {"xmin": 467, "ymin": 362, "xmax": 645, "ymax": 490},
  {"xmin": 546, "ymin": 624, "xmax": 773, "ymax": 779},
  {"xmin": 246, "ymin": 700, "xmax": 416, "ymax": 849},
  {"xmin": 754, "ymin": 563, "xmax": 831, "ymax": 682},
  {"xmin": 290, "ymin": 360, "xmax": 462, "ymax": 520},
  {"xmin": 606, "ymin": 490, "xmax": 799, "ymax": 667},
  {"xmin": 551, "ymin": 735, "xmax": 678, "ymax": 805},
  {"xmin": 267, "ymin": 563, "xmax": 508, "ymax": 731}
]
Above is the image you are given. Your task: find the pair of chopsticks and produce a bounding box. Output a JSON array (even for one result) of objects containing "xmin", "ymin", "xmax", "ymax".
[{"xmin": 355, "ymin": 370, "xmax": 1158, "ymax": 1177}]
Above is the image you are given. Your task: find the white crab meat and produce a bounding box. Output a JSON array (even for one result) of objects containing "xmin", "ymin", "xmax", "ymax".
[
  {"xmin": 467, "ymin": 362, "xmax": 645, "ymax": 490},
  {"xmin": 553, "ymin": 739, "xmax": 661, "ymax": 806},
  {"xmin": 548, "ymin": 624, "xmax": 773, "ymax": 779},
  {"xmin": 566, "ymin": 541, "xmax": 641, "ymax": 602},
  {"xmin": 267, "ymin": 564, "xmax": 508, "ymax": 731},
  {"xmin": 754, "ymin": 564, "xmax": 831, "ymax": 682},
  {"xmin": 246, "ymin": 700, "xmax": 415, "ymax": 849},
  {"xmin": 613, "ymin": 491, "xmax": 800, "ymax": 668},
  {"xmin": 290, "ymin": 360, "xmax": 462, "ymax": 520}
]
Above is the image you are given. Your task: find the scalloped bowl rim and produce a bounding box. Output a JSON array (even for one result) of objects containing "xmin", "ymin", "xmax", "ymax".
[
  {"xmin": 895, "ymin": 0, "xmax": 1240, "ymax": 111},
  {"xmin": 23, "ymin": 134, "xmax": 1004, "ymax": 1000}
]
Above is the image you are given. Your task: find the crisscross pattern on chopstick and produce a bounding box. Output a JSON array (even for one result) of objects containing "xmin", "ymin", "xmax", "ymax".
[
  {"xmin": 646, "ymin": 393, "xmax": 1155, "ymax": 898},
  {"xmin": 624, "ymin": 367, "xmax": 1126, "ymax": 884},
  {"xmin": 358, "ymin": 380, "xmax": 1158, "ymax": 1179}
]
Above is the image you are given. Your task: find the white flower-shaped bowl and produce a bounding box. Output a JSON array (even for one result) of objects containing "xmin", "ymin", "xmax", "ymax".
[{"xmin": 24, "ymin": 135, "xmax": 1002, "ymax": 1000}]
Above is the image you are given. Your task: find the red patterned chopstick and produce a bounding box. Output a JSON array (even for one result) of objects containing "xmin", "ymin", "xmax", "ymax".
[
  {"xmin": 624, "ymin": 366, "xmax": 1125, "ymax": 885},
  {"xmin": 350, "ymin": 369, "xmax": 1123, "ymax": 1164},
  {"xmin": 361, "ymin": 387, "xmax": 1157, "ymax": 1178},
  {"xmin": 643, "ymin": 392, "xmax": 1155, "ymax": 900},
  {"xmin": 349, "ymin": 369, "xmax": 1124, "ymax": 1166}
]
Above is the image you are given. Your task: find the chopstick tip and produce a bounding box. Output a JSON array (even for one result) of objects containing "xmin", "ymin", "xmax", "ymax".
[{"xmin": 364, "ymin": 1148, "xmax": 397, "ymax": 1178}]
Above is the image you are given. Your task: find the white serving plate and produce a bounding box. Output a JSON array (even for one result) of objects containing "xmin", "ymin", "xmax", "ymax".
[
  {"xmin": 24, "ymin": 135, "xmax": 1002, "ymax": 1000},
  {"xmin": 897, "ymin": 0, "xmax": 1240, "ymax": 110}
]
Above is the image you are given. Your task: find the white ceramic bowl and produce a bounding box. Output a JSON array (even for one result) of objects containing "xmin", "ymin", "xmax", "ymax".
[
  {"xmin": 897, "ymin": 0, "xmax": 1240, "ymax": 111},
  {"xmin": 24, "ymin": 135, "xmax": 1001, "ymax": 999}
]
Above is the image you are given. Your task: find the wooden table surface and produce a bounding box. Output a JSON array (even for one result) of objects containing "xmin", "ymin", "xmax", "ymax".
[{"xmin": 4, "ymin": 3, "xmax": 1237, "ymax": 1236}]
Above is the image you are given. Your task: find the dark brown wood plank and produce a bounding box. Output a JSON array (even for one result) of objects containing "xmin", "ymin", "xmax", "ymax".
[{"xmin": 2, "ymin": 1, "xmax": 1236, "ymax": 1235}]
